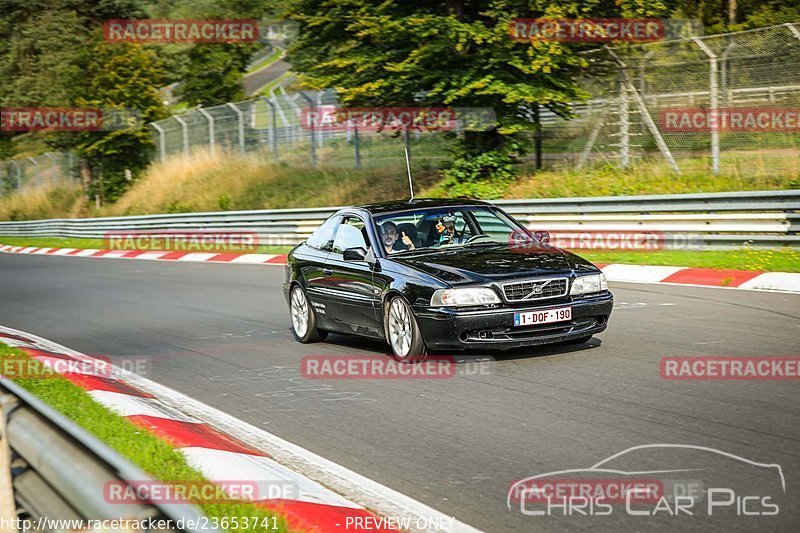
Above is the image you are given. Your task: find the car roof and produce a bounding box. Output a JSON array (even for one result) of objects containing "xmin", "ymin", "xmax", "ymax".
[{"xmin": 352, "ymin": 197, "xmax": 492, "ymax": 216}]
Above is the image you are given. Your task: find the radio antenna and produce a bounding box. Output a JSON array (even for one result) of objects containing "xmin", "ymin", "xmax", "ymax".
[{"xmin": 404, "ymin": 145, "xmax": 415, "ymax": 200}]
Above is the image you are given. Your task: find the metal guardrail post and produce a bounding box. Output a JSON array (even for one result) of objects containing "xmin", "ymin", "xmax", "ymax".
[
  {"xmin": 197, "ymin": 107, "xmax": 215, "ymax": 155},
  {"xmin": 173, "ymin": 115, "xmax": 190, "ymax": 156},
  {"xmin": 151, "ymin": 122, "xmax": 167, "ymax": 162},
  {"xmin": 226, "ymin": 103, "xmax": 246, "ymax": 155},
  {"xmin": 694, "ymin": 37, "xmax": 720, "ymax": 175}
]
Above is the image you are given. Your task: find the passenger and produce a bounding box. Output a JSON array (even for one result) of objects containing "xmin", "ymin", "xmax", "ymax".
[
  {"xmin": 435, "ymin": 213, "xmax": 460, "ymax": 245},
  {"xmin": 381, "ymin": 221, "xmax": 415, "ymax": 253}
]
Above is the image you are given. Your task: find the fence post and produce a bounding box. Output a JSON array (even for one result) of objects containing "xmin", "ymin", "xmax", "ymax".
[
  {"xmin": 404, "ymin": 127, "xmax": 411, "ymax": 166},
  {"xmin": 316, "ymin": 92, "xmax": 324, "ymax": 148},
  {"xmin": 533, "ymin": 104, "xmax": 543, "ymax": 170},
  {"xmin": 298, "ymin": 92, "xmax": 317, "ymax": 167},
  {"xmin": 261, "ymin": 97, "xmax": 279, "ymax": 159},
  {"xmin": 44, "ymin": 152, "xmax": 57, "ymax": 187},
  {"xmin": 720, "ymin": 42, "xmax": 736, "ymax": 106},
  {"xmin": 151, "ymin": 122, "xmax": 167, "ymax": 162},
  {"xmin": 353, "ymin": 123, "xmax": 361, "ymax": 169},
  {"xmin": 225, "ymin": 103, "xmax": 246, "ymax": 155},
  {"xmin": 260, "ymin": 97, "xmax": 279, "ymax": 159},
  {"xmin": 197, "ymin": 108, "xmax": 215, "ymax": 155},
  {"xmin": 173, "ymin": 115, "xmax": 190, "ymax": 156},
  {"xmin": 27, "ymin": 157, "xmax": 39, "ymax": 186},
  {"xmin": 68, "ymin": 152, "xmax": 75, "ymax": 181},
  {"xmin": 693, "ymin": 37, "xmax": 719, "ymax": 175},
  {"xmin": 9, "ymin": 161, "xmax": 20, "ymax": 190},
  {"xmin": 618, "ymin": 79, "xmax": 630, "ymax": 169}
]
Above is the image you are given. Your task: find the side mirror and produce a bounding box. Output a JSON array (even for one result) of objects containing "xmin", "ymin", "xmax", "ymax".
[
  {"xmin": 533, "ymin": 230, "xmax": 551, "ymax": 245},
  {"xmin": 343, "ymin": 247, "xmax": 368, "ymax": 261}
]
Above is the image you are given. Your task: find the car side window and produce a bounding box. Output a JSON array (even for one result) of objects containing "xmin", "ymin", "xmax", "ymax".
[
  {"xmin": 306, "ymin": 215, "xmax": 340, "ymax": 252},
  {"xmin": 332, "ymin": 216, "xmax": 370, "ymax": 254}
]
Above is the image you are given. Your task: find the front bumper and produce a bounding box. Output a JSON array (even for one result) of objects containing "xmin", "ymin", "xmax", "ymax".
[{"xmin": 413, "ymin": 292, "xmax": 613, "ymax": 350}]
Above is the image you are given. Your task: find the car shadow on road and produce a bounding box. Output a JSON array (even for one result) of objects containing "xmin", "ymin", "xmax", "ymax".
[{"xmin": 314, "ymin": 330, "xmax": 602, "ymax": 364}]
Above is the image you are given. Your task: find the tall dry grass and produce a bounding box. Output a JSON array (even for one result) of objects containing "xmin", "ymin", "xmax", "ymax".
[
  {"xmin": 101, "ymin": 149, "xmax": 438, "ymax": 216},
  {"xmin": 0, "ymin": 185, "xmax": 84, "ymax": 221},
  {"xmin": 1, "ymin": 146, "xmax": 796, "ymax": 221}
]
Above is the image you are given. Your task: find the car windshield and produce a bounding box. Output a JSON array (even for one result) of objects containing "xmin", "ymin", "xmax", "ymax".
[{"xmin": 373, "ymin": 206, "xmax": 528, "ymax": 254}]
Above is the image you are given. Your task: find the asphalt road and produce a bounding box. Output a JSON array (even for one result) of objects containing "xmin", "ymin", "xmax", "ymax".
[
  {"xmin": 244, "ymin": 58, "xmax": 290, "ymax": 95},
  {"xmin": 2, "ymin": 253, "xmax": 798, "ymax": 532}
]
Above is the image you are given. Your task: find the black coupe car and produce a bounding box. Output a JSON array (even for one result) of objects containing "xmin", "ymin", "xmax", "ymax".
[{"xmin": 283, "ymin": 198, "xmax": 613, "ymax": 362}]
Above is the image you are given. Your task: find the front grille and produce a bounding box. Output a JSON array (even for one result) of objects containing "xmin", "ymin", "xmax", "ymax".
[{"xmin": 502, "ymin": 277, "xmax": 568, "ymax": 302}]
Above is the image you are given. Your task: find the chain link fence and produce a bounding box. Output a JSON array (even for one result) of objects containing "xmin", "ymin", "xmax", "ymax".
[
  {"xmin": 150, "ymin": 85, "xmax": 455, "ymax": 171},
  {"xmin": 534, "ymin": 23, "xmax": 800, "ymax": 176},
  {"xmin": 1, "ymin": 152, "xmax": 80, "ymax": 196}
]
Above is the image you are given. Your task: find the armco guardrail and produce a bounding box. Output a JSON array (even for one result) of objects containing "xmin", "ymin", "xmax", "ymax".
[
  {"xmin": 0, "ymin": 379, "xmax": 213, "ymax": 532},
  {"xmin": 0, "ymin": 190, "xmax": 797, "ymax": 249}
]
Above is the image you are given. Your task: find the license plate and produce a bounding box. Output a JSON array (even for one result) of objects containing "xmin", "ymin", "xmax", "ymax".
[{"xmin": 514, "ymin": 307, "xmax": 572, "ymax": 326}]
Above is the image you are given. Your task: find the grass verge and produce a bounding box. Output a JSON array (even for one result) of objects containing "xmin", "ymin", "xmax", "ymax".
[
  {"xmin": 579, "ymin": 248, "xmax": 800, "ymax": 273},
  {"xmin": 0, "ymin": 343, "xmax": 288, "ymax": 532}
]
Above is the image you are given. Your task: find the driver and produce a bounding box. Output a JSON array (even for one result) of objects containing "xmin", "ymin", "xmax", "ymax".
[
  {"xmin": 435, "ymin": 213, "xmax": 461, "ymax": 245},
  {"xmin": 381, "ymin": 221, "xmax": 415, "ymax": 253}
]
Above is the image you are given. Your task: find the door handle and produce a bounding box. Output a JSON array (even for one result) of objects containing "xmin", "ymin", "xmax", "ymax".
[{"xmin": 322, "ymin": 268, "xmax": 333, "ymax": 276}]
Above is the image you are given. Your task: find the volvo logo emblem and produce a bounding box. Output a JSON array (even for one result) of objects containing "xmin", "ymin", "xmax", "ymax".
[{"xmin": 532, "ymin": 285, "xmax": 543, "ymax": 295}]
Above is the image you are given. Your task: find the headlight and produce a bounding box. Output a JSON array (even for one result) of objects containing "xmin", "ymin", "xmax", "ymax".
[
  {"xmin": 569, "ymin": 273, "xmax": 608, "ymax": 295},
  {"xmin": 431, "ymin": 287, "xmax": 501, "ymax": 307}
]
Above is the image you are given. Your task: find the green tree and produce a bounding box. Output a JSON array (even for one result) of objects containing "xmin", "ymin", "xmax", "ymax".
[
  {"xmin": 73, "ymin": 41, "xmax": 169, "ymax": 202},
  {"xmin": 280, "ymin": 0, "xmax": 673, "ymax": 197},
  {"xmin": 172, "ymin": 0, "xmax": 269, "ymax": 106},
  {"xmin": 174, "ymin": 44, "xmax": 256, "ymax": 106}
]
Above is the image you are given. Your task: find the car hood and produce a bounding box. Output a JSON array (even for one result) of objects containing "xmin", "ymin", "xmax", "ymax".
[{"xmin": 390, "ymin": 244, "xmax": 596, "ymax": 285}]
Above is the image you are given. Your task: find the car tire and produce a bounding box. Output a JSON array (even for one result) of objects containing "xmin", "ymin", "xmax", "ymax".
[
  {"xmin": 385, "ymin": 296, "xmax": 428, "ymax": 363},
  {"xmin": 561, "ymin": 335, "xmax": 593, "ymax": 345},
  {"xmin": 289, "ymin": 285, "xmax": 327, "ymax": 343}
]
